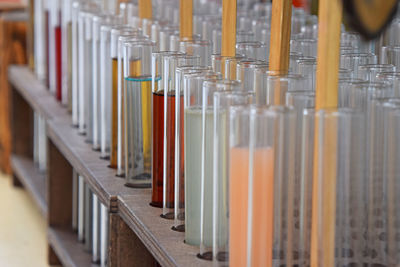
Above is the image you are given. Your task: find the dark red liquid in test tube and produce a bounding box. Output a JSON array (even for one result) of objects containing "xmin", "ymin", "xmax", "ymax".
[
  {"xmin": 55, "ymin": 12, "xmax": 62, "ymax": 101},
  {"xmin": 151, "ymin": 92, "xmax": 184, "ymax": 209},
  {"xmin": 151, "ymin": 92, "xmax": 164, "ymax": 207}
]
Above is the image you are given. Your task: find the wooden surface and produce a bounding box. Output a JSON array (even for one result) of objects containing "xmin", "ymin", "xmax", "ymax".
[
  {"xmin": 109, "ymin": 213, "xmax": 158, "ymax": 267},
  {"xmin": 139, "ymin": 0, "xmax": 152, "ymax": 19},
  {"xmin": 0, "ymin": 11, "xmax": 27, "ymax": 174},
  {"xmin": 10, "ymin": 154, "xmax": 47, "ymax": 216},
  {"xmin": 118, "ymin": 193, "xmax": 212, "ymax": 267},
  {"xmin": 221, "ymin": 0, "xmax": 236, "ymax": 57},
  {"xmin": 48, "ymin": 227, "xmax": 96, "ymax": 267},
  {"xmin": 179, "ymin": 0, "xmax": 193, "ymax": 40},
  {"xmin": 47, "ymin": 117, "xmax": 135, "ymax": 212},
  {"xmin": 9, "ymin": 66, "xmax": 69, "ymax": 120},
  {"xmin": 268, "ymin": 0, "xmax": 292, "ymax": 73}
]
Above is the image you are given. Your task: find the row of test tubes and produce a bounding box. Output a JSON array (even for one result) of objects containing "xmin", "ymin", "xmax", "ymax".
[{"xmin": 29, "ymin": 0, "xmax": 400, "ymax": 266}]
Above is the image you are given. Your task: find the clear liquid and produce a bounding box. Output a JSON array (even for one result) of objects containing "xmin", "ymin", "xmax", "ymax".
[{"xmin": 125, "ymin": 76, "xmax": 152, "ymax": 187}]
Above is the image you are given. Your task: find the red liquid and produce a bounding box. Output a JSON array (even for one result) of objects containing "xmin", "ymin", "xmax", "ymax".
[
  {"xmin": 151, "ymin": 92, "xmax": 184, "ymax": 208},
  {"xmin": 151, "ymin": 92, "xmax": 164, "ymax": 207},
  {"xmin": 55, "ymin": 25, "xmax": 62, "ymax": 101},
  {"xmin": 45, "ymin": 11, "xmax": 49, "ymax": 88}
]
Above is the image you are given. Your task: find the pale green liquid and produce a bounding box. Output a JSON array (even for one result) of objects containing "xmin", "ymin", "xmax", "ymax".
[{"xmin": 184, "ymin": 108, "xmax": 228, "ymax": 248}]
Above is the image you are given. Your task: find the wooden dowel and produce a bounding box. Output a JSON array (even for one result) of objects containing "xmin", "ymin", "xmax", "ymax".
[
  {"xmin": 180, "ymin": 0, "xmax": 193, "ymax": 40},
  {"xmin": 221, "ymin": 0, "xmax": 237, "ymax": 57},
  {"xmin": 268, "ymin": 0, "xmax": 292, "ymax": 74},
  {"xmin": 138, "ymin": 0, "xmax": 152, "ymax": 20},
  {"xmin": 315, "ymin": 0, "xmax": 342, "ymax": 109}
]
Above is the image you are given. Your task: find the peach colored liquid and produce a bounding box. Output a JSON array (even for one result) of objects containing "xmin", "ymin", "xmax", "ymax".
[{"xmin": 229, "ymin": 147, "xmax": 274, "ymax": 267}]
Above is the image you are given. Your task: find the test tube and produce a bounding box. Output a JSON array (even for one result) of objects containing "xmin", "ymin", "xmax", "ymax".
[
  {"xmin": 78, "ymin": 175, "xmax": 85, "ymax": 242},
  {"xmin": 84, "ymin": 183, "xmax": 92, "ymax": 252},
  {"xmin": 228, "ymin": 105, "xmax": 251, "ymax": 267},
  {"xmin": 172, "ymin": 66, "xmax": 215, "ymax": 231},
  {"xmin": 290, "ymin": 39, "xmax": 318, "ymax": 57},
  {"xmin": 71, "ymin": 0, "xmax": 80, "ymax": 127},
  {"xmin": 150, "ymin": 51, "xmax": 185, "ymax": 208},
  {"xmin": 124, "ymin": 40, "xmax": 155, "ymax": 188},
  {"xmin": 100, "ymin": 203, "xmax": 109, "ymax": 267},
  {"xmin": 92, "ymin": 14, "xmax": 120, "ymax": 151},
  {"xmin": 311, "ymin": 109, "xmax": 366, "ymax": 266},
  {"xmin": 72, "ymin": 169, "xmax": 78, "ymax": 231},
  {"xmin": 117, "ymin": 32, "xmax": 144, "ymax": 177},
  {"xmin": 33, "ymin": 0, "xmax": 46, "ymax": 83},
  {"xmin": 376, "ymin": 72, "xmax": 400, "ymax": 96},
  {"xmin": 92, "ymin": 193, "xmax": 100, "ymax": 263},
  {"xmin": 180, "ymin": 39, "xmax": 212, "ymax": 66},
  {"xmin": 109, "ymin": 26, "xmax": 137, "ymax": 168},
  {"xmin": 380, "ymin": 45, "xmax": 400, "ymax": 68},
  {"xmin": 184, "ymin": 77, "xmax": 223, "ymax": 246},
  {"xmin": 161, "ymin": 54, "xmax": 202, "ymax": 218},
  {"xmin": 357, "ymin": 64, "xmax": 396, "ymax": 82},
  {"xmin": 198, "ymin": 80, "xmax": 241, "ymax": 259},
  {"xmin": 212, "ymin": 90, "xmax": 254, "ymax": 263},
  {"xmin": 340, "ymin": 52, "xmax": 377, "ymax": 77},
  {"xmin": 62, "ymin": 0, "xmax": 72, "ymax": 108},
  {"xmin": 386, "ymin": 107, "xmax": 400, "ymax": 266},
  {"xmin": 246, "ymin": 106, "xmax": 296, "ymax": 267}
]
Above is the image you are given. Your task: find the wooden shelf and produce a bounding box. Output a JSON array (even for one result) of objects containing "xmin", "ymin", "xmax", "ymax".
[
  {"xmin": 118, "ymin": 193, "xmax": 211, "ymax": 267},
  {"xmin": 10, "ymin": 154, "xmax": 47, "ymax": 216},
  {"xmin": 48, "ymin": 227, "xmax": 97, "ymax": 267},
  {"xmin": 8, "ymin": 65, "xmax": 69, "ymax": 121},
  {"xmin": 46, "ymin": 117, "xmax": 135, "ymax": 212}
]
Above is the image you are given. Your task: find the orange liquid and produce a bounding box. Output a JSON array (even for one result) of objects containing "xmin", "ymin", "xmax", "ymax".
[
  {"xmin": 110, "ymin": 58, "xmax": 118, "ymax": 168},
  {"xmin": 229, "ymin": 147, "xmax": 274, "ymax": 267}
]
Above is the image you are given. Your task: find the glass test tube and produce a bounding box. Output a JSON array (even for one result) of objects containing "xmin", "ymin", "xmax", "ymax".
[
  {"xmin": 62, "ymin": 0, "xmax": 72, "ymax": 108},
  {"xmin": 380, "ymin": 45, "xmax": 400, "ymax": 68},
  {"xmin": 161, "ymin": 54, "xmax": 202, "ymax": 218},
  {"xmin": 100, "ymin": 203, "xmax": 109, "ymax": 267},
  {"xmin": 34, "ymin": 0, "xmax": 46, "ymax": 82},
  {"xmin": 172, "ymin": 66, "xmax": 214, "ymax": 231},
  {"xmin": 117, "ymin": 33, "xmax": 144, "ymax": 177},
  {"xmin": 150, "ymin": 51, "xmax": 185, "ymax": 208},
  {"xmin": 198, "ymin": 80, "xmax": 242, "ymax": 258},
  {"xmin": 84, "ymin": 182, "xmax": 93, "ymax": 251},
  {"xmin": 184, "ymin": 76, "xmax": 224, "ymax": 246},
  {"xmin": 376, "ymin": 72, "xmax": 400, "ymax": 97},
  {"xmin": 92, "ymin": 193, "xmax": 100, "ymax": 262},
  {"xmin": 212, "ymin": 90, "xmax": 254, "ymax": 263},
  {"xmin": 357, "ymin": 64, "xmax": 396, "ymax": 82},
  {"xmin": 340, "ymin": 52, "xmax": 377, "ymax": 77},
  {"xmin": 180, "ymin": 39, "xmax": 212, "ymax": 66},
  {"xmin": 228, "ymin": 105, "xmax": 251, "ymax": 267},
  {"xmin": 311, "ymin": 109, "xmax": 366, "ymax": 266},
  {"xmin": 124, "ymin": 40, "xmax": 155, "ymax": 188},
  {"xmin": 109, "ymin": 26, "xmax": 137, "ymax": 168},
  {"xmin": 246, "ymin": 106, "xmax": 296, "ymax": 267},
  {"xmin": 71, "ymin": 0, "xmax": 80, "ymax": 126},
  {"xmin": 92, "ymin": 14, "xmax": 118, "ymax": 151},
  {"xmin": 386, "ymin": 107, "xmax": 400, "ymax": 266}
]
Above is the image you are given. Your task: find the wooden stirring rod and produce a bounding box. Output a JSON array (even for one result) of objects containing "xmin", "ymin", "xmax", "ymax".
[
  {"xmin": 139, "ymin": 0, "xmax": 152, "ymax": 19},
  {"xmin": 221, "ymin": 0, "xmax": 237, "ymax": 57},
  {"xmin": 269, "ymin": 0, "xmax": 292, "ymax": 74},
  {"xmin": 311, "ymin": 0, "xmax": 342, "ymax": 266},
  {"xmin": 268, "ymin": 0, "xmax": 292, "ymax": 105},
  {"xmin": 180, "ymin": 0, "xmax": 193, "ymax": 40}
]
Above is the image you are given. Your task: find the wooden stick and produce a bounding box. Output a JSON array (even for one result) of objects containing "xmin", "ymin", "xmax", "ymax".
[
  {"xmin": 138, "ymin": 0, "xmax": 152, "ymax": 20},
  {"xmin": 180, "ymin": 0, "xmax": 193, "ymax": 40},
  {"xmin": 311, "ymin": 1, "xmax": 342, "ymax": 266},
  {"xmin": 315, "ymin": 0, "xmax": 342, "ymax": 109},
  {"xmin": 268, "ymin": 0, "xmax": 292, "ymax": 73},
  {"xmin": 221, "ymin": 0, "xmax": 236, "ymax": 57}
]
